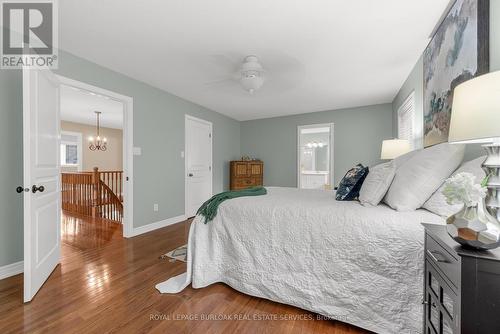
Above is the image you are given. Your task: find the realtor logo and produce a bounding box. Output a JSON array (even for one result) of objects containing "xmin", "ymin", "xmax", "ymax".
[{"xmin": 1, "ymin": 0, "xmax": 58, "ymax": 69}]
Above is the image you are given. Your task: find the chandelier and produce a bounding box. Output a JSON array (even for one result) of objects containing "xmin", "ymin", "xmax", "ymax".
[{"xmin": 88, "ymin": 111, "xmax": 107, "ymax": 151}]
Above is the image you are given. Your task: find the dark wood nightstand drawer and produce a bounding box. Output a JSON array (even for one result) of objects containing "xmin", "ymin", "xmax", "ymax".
[
  {"xmin": 423, "ymin": 223, "xmax": 500, "ymax": 334},
  {"xmin": 426, "ymin": 234, "xmax": 460, "ymax": 289}
]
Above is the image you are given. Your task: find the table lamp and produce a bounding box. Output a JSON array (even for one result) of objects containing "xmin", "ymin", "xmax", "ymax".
[
  {"xmin": 380, "ymin": 139, "xmax": 411, "ymax": 160},
  {"xmin": 448, "ymin": 70, "xmax": 500, "ymax": 249}
]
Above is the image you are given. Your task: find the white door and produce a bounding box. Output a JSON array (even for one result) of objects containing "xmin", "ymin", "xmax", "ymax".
[
  {"xmin": 23, "ymin": 68, "xmax": 61, "ymax": 302},
  {"xmin": 185, "ymin": 115, "xmax": 213, "ymax": 218}
]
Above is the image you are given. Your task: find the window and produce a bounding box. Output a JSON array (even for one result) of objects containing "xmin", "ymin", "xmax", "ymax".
[
  {"xmin": 397, "ymin": 92, "xmax": 415, "ymax": 148},
  {"xmin": 60, "ymin": 143, "xmax": 78, "ymax": 165},
  {"xmin": 60, "ymin": 131, "xmax": 82, "ymax": 170}
]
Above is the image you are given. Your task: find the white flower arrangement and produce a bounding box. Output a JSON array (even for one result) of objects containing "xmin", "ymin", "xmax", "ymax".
[{"xmin": 442, "ymin": 172, "xmax": 487, "ymax": 207}]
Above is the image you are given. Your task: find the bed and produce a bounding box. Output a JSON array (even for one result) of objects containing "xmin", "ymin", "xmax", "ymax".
[{"xmin": 157, "ymin": 187, "xmax": 445, "ymax": 334}]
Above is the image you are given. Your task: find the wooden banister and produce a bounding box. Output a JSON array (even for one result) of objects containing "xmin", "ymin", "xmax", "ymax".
[
  {"xmin": 99, "ymin": 181, "xmax": 123, "ymax": 223},
  {"xmin": 61, "ymin": 173, "xmax": 93, "ymax": 216},
  {"xmin": 98, "ymin": 170, "xmax": 124, "ymax": 202},
  {"xmin": 62, "ymin": 167, "xmax": 123, "ymax": 223},
  {"xmin": 92, "ymin": 167, "xmax": 101, "ymax": 218}
]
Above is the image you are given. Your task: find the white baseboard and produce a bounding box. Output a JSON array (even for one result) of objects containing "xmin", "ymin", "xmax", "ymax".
[
  {"xmin": 0, "ymin": 261, "xmax": 23, "ymax": 280},
  {"xmin": 131, "ymin": 214, "xmax": 186, "ymax": 237}
]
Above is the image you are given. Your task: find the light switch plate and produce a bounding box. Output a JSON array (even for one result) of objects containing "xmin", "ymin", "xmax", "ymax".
[
  {"xmin": 153, "ymin": 203, "xmax": 159, "ymax": 212},
  {"xmin": 133, "ymin": 147, "xmax": 142, "ymax": 156},
  {"xmin": 181, "ymin": 151, "xmax": 185, "ymax": 158}
]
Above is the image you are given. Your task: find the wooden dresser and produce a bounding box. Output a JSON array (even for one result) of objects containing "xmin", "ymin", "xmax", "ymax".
[
  {"xmin": 230, "ymin": 161, "xmax": 263, "ymax": 190},
  {"xmin": 422, "ymin": 224, "xmax": 500, "ymax": 334}
]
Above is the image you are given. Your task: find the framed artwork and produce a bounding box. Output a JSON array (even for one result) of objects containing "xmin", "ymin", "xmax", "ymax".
[{"xmin": 423, "ymin": 0, "xmax": 489, "ymax": 147}]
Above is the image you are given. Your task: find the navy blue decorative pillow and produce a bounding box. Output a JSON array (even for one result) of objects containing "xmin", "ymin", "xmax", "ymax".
[{"xmin": 335, "ymin": 164, "xmax": 369, "ymax": 201}]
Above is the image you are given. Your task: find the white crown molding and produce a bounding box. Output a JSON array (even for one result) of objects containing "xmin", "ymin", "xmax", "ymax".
[{"xmin": 0, "ymin": 261, "xmax": 23, "ymax": 281}]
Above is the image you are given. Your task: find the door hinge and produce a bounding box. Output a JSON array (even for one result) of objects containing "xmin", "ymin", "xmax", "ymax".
[
  {"xmin": 209, "ymin": 166, "xmax": 211, "ymax": 171},
  {"xmin": 126, "ymin": 177, "xmax": 129, "ymax": 181},
  {"xmin": 209, "ymin": 133, "xmax": 212, "ymax": 138}
]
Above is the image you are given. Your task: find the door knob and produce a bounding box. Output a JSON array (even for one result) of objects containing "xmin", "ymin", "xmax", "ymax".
[
  {"xmin": 16, "ymin": 186, "xmax": 29, "ymax": 193},
  {"xmin": 32, "ymin": 185, "xmax": 45, "ymax": 193},
  {"xmin": 188, "ymin": 173, "xmax": 193, "ymax": 177}
]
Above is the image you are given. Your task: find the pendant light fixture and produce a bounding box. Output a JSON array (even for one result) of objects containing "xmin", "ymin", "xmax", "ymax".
[{"xmin": 88, "ymin": 111, "xmax": 107, "ymax": 151}]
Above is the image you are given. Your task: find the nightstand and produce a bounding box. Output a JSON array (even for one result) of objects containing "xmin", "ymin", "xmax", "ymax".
[{"xmin": 422, "ymin": 223, "xmax": 500, "ymax": 334}]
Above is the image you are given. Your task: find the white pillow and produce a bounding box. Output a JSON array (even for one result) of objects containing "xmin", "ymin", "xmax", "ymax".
[
  {"xmin": 359, "ymin": 161, "xmax": 396, "ymax": 206},
  {"xmin": 423, "ymin": 156, "xmax": 486, "ymax": 217},
  {"xmin": 392, "ymin": 148, "xmax": 421, "ymax": 169},
  {"xmin": 384, "ymin": 143, "xmax": 465, "ymax": 211}
]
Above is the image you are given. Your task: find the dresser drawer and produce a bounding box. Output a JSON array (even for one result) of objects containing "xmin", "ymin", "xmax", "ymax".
[
  {"xmin": 233, "ymin": 177, "xmax": 261, "ymax": 189},
  {"xmin": 426, "ymin": 234, "xmax": 460, "ymax": 289}
]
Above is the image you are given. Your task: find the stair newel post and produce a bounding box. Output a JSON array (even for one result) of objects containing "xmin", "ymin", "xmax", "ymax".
[{"xmin": 92, "ymin": 167, "xmax": 101, "ymax": 218}]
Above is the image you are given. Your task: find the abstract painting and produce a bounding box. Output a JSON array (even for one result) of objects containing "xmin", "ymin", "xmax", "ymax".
[{"xmin": 423, "ymin": 0, "xmax": 489, "ymax": 147}]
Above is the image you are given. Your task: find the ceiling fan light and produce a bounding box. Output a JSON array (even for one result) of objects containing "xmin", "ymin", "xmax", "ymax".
[
  {"xmin": 239, "ymin": 55, "xmax": 265, "ymax": 94},
  {"xmin": 240, "ymin": 73, "xmax": 264, "ymax": 93},
  {"xmin": 241, "ymin": 55, "xmax": 264, "ymax": 72}
]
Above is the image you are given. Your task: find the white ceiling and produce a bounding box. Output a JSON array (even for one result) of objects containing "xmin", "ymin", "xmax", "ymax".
[
  {"xmin": 59, "ymin": 0, "xmax": 450, "ymax": 121},
  {"xmin": 60, "ymin": 85, "xmax": 123, "ymax": 129}
]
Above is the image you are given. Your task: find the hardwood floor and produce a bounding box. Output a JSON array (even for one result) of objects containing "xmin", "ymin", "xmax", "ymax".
[
  {"xmin": 0, "ymin": 213, "xmax": 370, "ymax": 334},
  {"xmin": 61, "ymin": 211, "xmax": 123, "ymax": 251}
]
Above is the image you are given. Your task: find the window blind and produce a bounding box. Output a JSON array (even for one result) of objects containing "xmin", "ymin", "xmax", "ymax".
[{"xmin": 397, "ymin": 92, "xmax": 415, "ymax": 147}]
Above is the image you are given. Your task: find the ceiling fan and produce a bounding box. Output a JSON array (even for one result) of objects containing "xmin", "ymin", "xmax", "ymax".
[
  {"xmin": 238, "ymin": 55, "xmax": 265, "ymax": 94},
  {"xmin": 204, "ymin": 53, "xmax": 304, "ymax": 95},
  {"xmin": 205, "ymin": 55, "xmax": 265, "ymax": 94}
]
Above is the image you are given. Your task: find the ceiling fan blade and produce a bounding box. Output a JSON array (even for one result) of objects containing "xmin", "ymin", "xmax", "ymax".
[
  {"xmin": 208, "ymin": 54, "xmax": 238, "ymax": 72},
  {"xmin": 204, "ymin": 77, "xmax": 235, "ymax": 87}
]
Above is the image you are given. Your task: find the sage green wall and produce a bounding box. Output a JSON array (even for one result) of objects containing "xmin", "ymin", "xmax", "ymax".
[
  {"xmin": 0, "ymin": 70, "xmax": 23, "ymax": 268},
  {"xmin": 240, "ymin": 104, "xmax": 393, "ymax": 187},
  {"xmin": 0, "ymin": 50, "xmax": 240, "ymax": 268},
  {"xmin": 56, "ymin": 51, "xmax": 241, "ymax": 223},
  {"xmin": 392, "ymin": 1, "xmax": 500, "ymax": 161},
  {"xmin": 492, "ymin": 0, "xmax": 500, "ymax": 71}
]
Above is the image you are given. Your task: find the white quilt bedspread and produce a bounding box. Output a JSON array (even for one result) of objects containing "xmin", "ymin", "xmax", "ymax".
[{"xmin": 156, "ymin": 187, "xmax": 444, "ymax": 333}]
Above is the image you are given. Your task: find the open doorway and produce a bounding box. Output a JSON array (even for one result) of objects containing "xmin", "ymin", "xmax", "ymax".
[
  {"xmin": 59, "ymin": 82, "xmax": 128, "ymax": 249},
  {"xmin": 21, "ymin": 70, "xmax": 133, "ymax": 302},
  {"xmin": 297, "ymin": 123, "xmax": 334, "ymax": 190},
  {"xmin": 57, "ymin": 76, "xmax": 134, "ymax": 245}
]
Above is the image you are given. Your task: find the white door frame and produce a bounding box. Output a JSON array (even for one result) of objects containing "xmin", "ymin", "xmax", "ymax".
[
  {"xmin": 184, "ymin": 114, "xmax": 213, "ymax": 217},
  {"xmin": 297, "ymin": 123, "xmax": 335, "ymax": 189},
  {"xmin": 56, "ymin": 75, "xmax": 134, "ymax": 238}
]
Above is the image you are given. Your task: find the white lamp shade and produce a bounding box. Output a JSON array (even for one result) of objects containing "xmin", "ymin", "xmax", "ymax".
[
  {"xmin": 449, "ymin": 71, "xmax": 500, "ymax": 144},
  {"xmin": 380, "ymin": 139, "xmax": 411, "ymax": 160}
]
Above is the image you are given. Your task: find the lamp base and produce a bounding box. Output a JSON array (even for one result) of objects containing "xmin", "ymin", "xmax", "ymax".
[
  {"xmin": 446, "ymin": 202, "xmax": 500, "ymax": 250},
  {"xmin": 483, "ymin": 143, "xmax": 500, "ymax": 222}
]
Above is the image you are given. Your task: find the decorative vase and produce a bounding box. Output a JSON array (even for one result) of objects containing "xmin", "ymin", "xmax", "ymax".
[{"xmin": 446, "ymin": 200, "xmax": 500, "ymax": 250}]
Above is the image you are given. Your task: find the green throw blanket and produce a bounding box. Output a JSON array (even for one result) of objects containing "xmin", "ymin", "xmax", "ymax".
[{"xmin": 197, "ymin": 186, "xmax": 267, "ymax": 223}]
